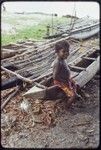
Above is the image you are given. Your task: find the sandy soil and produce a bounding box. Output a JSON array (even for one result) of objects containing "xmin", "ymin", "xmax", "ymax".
[{"xmin": 1, "ymin": 74, "xmax": 99, "ymax": 148}]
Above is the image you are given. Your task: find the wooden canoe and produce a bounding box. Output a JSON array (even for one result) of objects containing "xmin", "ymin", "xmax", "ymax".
[
  {"xmin": 70, "ymin": 23, "xmax": 99, "ymax": 40},
  {"xmin": 44, "ymin": 23, "xmax": 99, "ymax": 40},
  {"xmin": 23, "ymin": 48, "xmax": 100, "ymax": 99}
]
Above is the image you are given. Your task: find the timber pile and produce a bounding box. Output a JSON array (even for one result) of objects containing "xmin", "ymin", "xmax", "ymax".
[
  {"xmin": 1, "ymin": 37, "xmax": 79, "ymax": 87},
  {"xmin": 1, "ymin": 36, "xmax": 100, "ymax": 126},
  {"xmin": 1, "ymin": 36, "xmax": 99, "ymax": 91},
  {"xmin": 1, "ymin": 39, "xmax": 57, "ymax": 59},
  {"xmin": 45, "ymin": 23, "xmax": 99, "ymax": 39},
  {"xmin": 50, "ymin": 17, "xmax": 99, "ymax": 34}
]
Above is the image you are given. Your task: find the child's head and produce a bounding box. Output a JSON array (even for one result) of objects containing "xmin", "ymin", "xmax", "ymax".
[{"xmin": 55, "ymin": 40, "xmax": 70, "ymax": 59}]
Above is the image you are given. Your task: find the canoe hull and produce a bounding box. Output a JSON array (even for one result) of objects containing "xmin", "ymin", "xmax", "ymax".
[
  {"xmin": 23, "ymin": 85, "xmax": 46, "ymax": 99},
  {"xmin": 70, "ymin": 25, "xmax": 99, "ymax": 40},
  {"xmin": 74, "ymin": 56, "xmax": 100, "ymax": 87},
  {"xmin": 23, "ymin": 55, "xmax": 100, "ymax": 99}
]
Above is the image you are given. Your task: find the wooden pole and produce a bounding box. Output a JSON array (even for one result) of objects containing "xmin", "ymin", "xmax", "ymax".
[
  {"xmin": 1, "ymin": 86, "xmax": 20, "ymax": 110},
  {"xmin": 1, "ymin": 66, "xmax": 33, "ymax": 83}
]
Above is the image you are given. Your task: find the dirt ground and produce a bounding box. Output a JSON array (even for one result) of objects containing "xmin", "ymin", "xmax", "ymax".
[{"xmin": 1, "ymin": 73, "xmax": 99, "ymax": 148}]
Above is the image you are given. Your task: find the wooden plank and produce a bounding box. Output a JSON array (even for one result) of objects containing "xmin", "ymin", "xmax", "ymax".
[
  {"xmin": 82, "ymin": 56, "xmax": 96, "ymax": 61},
  {"xmin": 69, "ymin": 65, "xmax": 86, "ymax": 71},
  {"xmin": 1, "ymin": 66, "xmax": 33, "ymax": 83},
  {"xmin": 2, "ymin": 51, "xmax": 16, "ymax": 59},
  {"xmin": 71, "ymin": 71, "xmax": 79, "ymax": 78},
  {"xmin": 71, "ymin": 23, "xmax": 99, "ymax": 34},
  {"xmin": 23, "ymin": 85, "xmax": 46, "ymax": 99},
  {"xmin": 1, "ymin": 48, "xmax": 28, "ymax": 59},
  {"xmin": 2, "ymin": 36, "xmax": 70, "ymax": 62},
  {"xmin": 2, "ymin": 48, "xmax": 16, "ymax": 52},
  {"xmin": 68, "ymin": 48, "xmax": 96, "ymax": 65},
  {"xmin": 1, "ymin": 86, "xmax": 20, "ymax": 110},
  {"xmin": 74, "ymin": 56, "xmax": 100, "ymax": 87},
  {"xmin": 2, "ymin": 48, "xmax": 27, "ymax": 52}
]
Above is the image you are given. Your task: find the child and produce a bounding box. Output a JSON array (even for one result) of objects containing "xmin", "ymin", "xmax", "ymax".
[{"xmin": 53, "ymin": 40, "xmax": 79, "ymax": 107}]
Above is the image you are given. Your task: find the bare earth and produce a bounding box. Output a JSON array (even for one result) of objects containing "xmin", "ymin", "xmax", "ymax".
[{"xmin": 1, "ymin": 74, "xmax": 99, "ymax": 148}]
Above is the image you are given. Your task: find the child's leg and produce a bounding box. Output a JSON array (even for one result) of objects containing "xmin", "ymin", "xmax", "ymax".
[
  {"xmin": 72, "ymin": 82, "xmax": 84, "ymax": 100},
  {"xmin": 66, "ymin": 95, "xmax": 75, "ymax": 108},
  {"xmin": 44, "ymin": 85, "xmax": 65, "ymax": 100}
]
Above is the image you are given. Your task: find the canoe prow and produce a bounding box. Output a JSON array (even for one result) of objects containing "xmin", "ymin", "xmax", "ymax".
[{"xmin": 23, "ymin": 85, "xmax": 46, "ymax": 99}]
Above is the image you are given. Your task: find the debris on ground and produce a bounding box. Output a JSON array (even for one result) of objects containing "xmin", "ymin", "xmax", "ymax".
[
  {"xmin": 1, "ymin": 36, "xmax": 99, "ymax": 148},
  {"xmin": 1, "ymin": 75, "xmax": 99, "ymax": 148}
]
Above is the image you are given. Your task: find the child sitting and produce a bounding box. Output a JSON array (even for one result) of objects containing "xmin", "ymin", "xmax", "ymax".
[{"xmin": 52, "ymin": 40, "xmax": 79, "ymax": 107}]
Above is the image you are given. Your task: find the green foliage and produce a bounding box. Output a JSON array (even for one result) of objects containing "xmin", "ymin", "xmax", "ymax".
[
  {"xmin": 2, "ymin": 15, "xmax": 71, "ymax": 45},
  {"xmin": 2, "ymin": 25, "xmax": 46, "ymax": 45}
]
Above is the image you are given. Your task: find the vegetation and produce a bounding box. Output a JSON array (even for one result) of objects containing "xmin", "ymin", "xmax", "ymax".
[
  {"xmin": 2, "ymin": 25, "xmax": 46, "ymax": 45},
  {"xmin": 2, "ymin": 12, "xmax": 71, "ymax": 45}
]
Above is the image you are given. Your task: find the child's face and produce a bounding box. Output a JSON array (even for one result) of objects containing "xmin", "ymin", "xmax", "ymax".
[{"xmin": 57, "ymin": 49, "xmax": 69, "ymax": 59}]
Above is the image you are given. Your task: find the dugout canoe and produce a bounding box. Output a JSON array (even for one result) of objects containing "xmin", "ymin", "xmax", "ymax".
[
  {"xmin": 23, "ymin": 48, "xmax": 100, "ymax": 99},
  {"xmin": 44, "ymin": 23, "xmax": 99, "ymax": 40},
  {"xmin": 69, "ymin": 23, "xmax": 100, "ymax": 40}
]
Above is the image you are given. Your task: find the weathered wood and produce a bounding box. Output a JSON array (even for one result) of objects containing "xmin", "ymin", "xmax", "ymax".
[
  {"xmin": 2, "ymin": 47, "xmax": 27, "ymax": 52},
  {"xmin": 68, "ymin": 48, "xmax": 96, "ymax": 65},
  {"xmin": 29, "ymin": 49, "xmax": 97, "ymax": 80},
  {"xmin": 69, "ymin": 65, "xmax": 86, "ymax": 71},
  {"xmin": 2, "ymin": 36, "xmax": 70, "ymax": 65},
  {"xmin": 70, "ymin": 24, "xmax": 99, "ymax": 40},
  {"xmin": 2, "ymin": 46, "xmax": 54, "ymax": 66},
  {"xmin": 2, "ymin": 88, "xmax": 15, "ymax": 99},
  {"xmin": 1, "ymin": 66, "xmax": 51, "ymax": 91},
  {"xmin": 23, "ymin": 70, "xmax": 79, "ymax": 99},
  {"xmin": 82, "ymin": 56, "xmax": 96, "ymax": 61},
  {"xmin": 16, "ymin": 46, "xmax": 80, "ymax": 74},
  {"xmin": 23, "ymin": 85, "xmax": 46, "ymax": 99},
  {"xmin": 1, "ymin": 37, "xmax": 99, "ymax": 91},
  {"xmin": 74, "ymin": 56, "xmax": 100, "ymax": 87},
  {"xmin": 71, "ymin": 23, "xmax": 99, "ymax": 34},
  {"xmin": 23, "ymin": 51, "xmax": 100, "ymax": 99},
  {"xmin": 2, "ymin": 38, "xmax": 90, "ymax": 68},
  {"xmin": 1, "ymin": 71, "xmax": 32, "ymax": 90},
  {"xmin": 2, "ymin": 64, "xmax": 18, "ymax": 71},
  {"xmin": 19, "ymin": 36, "xmax": 70, "ymax": 56},
  {"xmin": 1, "ymin": 86, "xmax": 20, "ymax": 110},
  {"xmin": 34, "ymin": 82, "xmax": 46, "ymax": 89},
  {"xmin": 1, "ymin": 45, "xmax": 99, "ymax": 90},
  {"xmin": 30, "ymin": 70, "xmax": 52, "ymax": 81},
  {"xmin": 9, "ymin": 43, "xmax": 68, "ymax": 69},
  {"xmin": 46, "ymin": 22, "xmax": 99, "ymax": 40},
  {"xmin": 16, "ymin": 50, "xmax": 54, "ymax": 69},
  {"xmin": 2, "ymin": 51, "xmax": 17, "ymax": 59},
  {"xmin": 1, "ymin": 77, "xmax": 23, "ymax": 90},
  {"xmin": 1, "ymin": 66, "xmax": 33, "ymax": 83},
  {"xmin": 20, "ymin": 59, "xmax": 52, "ymax": 73},
  {"xmin": 2, "ymin": 48, "xmax": 17, "ymax": 52}
]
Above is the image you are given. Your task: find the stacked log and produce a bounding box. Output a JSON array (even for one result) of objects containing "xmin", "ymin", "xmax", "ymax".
[{"xmin": 1, "ymin": 37, "xmax": 99, "ymax": 90}]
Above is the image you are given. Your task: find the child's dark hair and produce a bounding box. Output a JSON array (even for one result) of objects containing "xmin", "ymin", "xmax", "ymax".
[{"xmin": 55, "ymin": 40, "xmax": 70, "ymax": 53}]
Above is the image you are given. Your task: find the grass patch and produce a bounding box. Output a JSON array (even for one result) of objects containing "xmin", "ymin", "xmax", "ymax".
[
  {"xmin": 2, "ymin": 24, "xmax": 46, "ymax": 45},
  {"xmin": 2, "ymin": 15, "xmax": 71, "ymax": 45}
]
